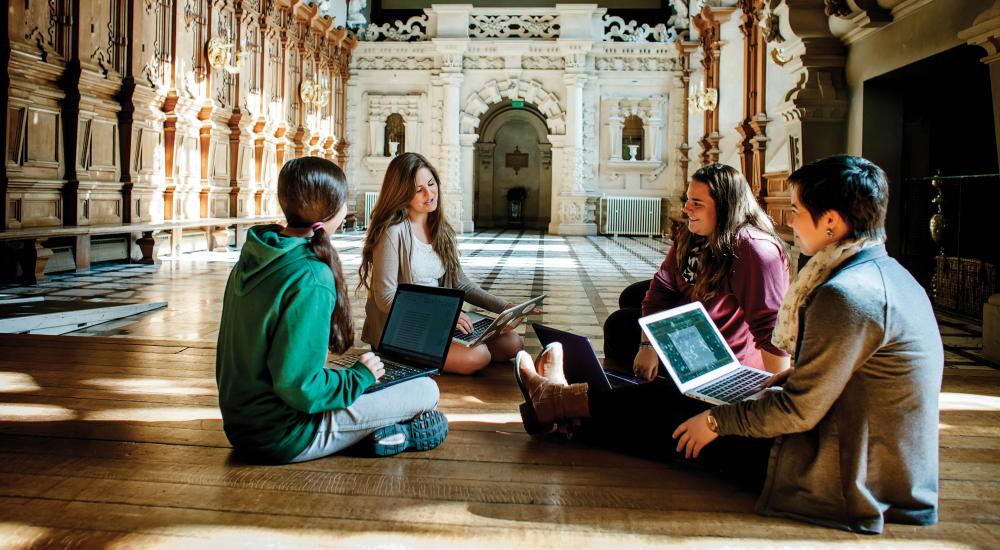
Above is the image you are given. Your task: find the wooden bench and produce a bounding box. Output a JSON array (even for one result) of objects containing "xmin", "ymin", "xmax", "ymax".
[{"xmin": 0, "ymin": 216, "xmax": 285, "ymax": 284}]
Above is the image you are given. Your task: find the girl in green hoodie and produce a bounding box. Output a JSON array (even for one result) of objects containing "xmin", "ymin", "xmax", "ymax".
[{"xmin": 216, "ymin": 157, "xmax": 447, "ymax": 464}]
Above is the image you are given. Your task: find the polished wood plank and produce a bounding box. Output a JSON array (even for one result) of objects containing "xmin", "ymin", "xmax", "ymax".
[{"xmin": 0, "ymin": 334, "xmax": 997, "ymax": 548}]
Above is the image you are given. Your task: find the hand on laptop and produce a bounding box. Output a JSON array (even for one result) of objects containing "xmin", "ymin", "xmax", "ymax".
[
  {"xmin": 455, "ymin": 312, "xmax": 474, "ymax": 335},
  {"xmin": 358, "ymin": 352, "xmax": 385, "ymax": 381},
  {"xmin": 757, "ymin": 366, "xmax": 794, "ymax": 390},
  {"xmin": 501, "ymin": 303, "xmax": 543, "ymax": 333},
  {"xmin": 633, "ymin": 347, "xmax": 660, "ymax": 382}
]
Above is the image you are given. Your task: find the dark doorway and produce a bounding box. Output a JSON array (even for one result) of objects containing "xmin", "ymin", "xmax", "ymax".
[{"xmin": 863, "ymin": 45, "xmax": 998, "ymax": 317}]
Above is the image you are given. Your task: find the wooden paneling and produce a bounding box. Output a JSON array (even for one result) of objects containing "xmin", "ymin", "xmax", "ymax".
[{"xmin": 5, "ymin": 0, "xmax": 354, "ymax": 231}]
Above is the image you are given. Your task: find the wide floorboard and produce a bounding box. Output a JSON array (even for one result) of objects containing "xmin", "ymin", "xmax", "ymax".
[{"xmin": 0, "ymin": 334, "xmax": 997, "ymax": 548}]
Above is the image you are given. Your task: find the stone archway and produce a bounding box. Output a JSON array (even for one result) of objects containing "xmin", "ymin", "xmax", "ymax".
[
  {"xmin": 458, "ymin": 78, "xmax": 566, "ymax": 232},
  {"xmin": 474, "ymin": 102, "xmax": 552, "ymax": 229}
]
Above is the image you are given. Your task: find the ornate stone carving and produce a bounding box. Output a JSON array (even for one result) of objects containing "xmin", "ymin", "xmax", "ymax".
[
  {"xmin": 463, "ymin": 56, "xmax": 505, "ymax": 70},
  {"xmin": 469, "ymin": 14, "xmax": 560, "ymax": 39},
  {"xmin": 824, "ymin": 0, "xmax": 852, "ymax": 17},
  {"xmin": 521, "ymin": 56, "xmax": 565, "ymax": 70},
  {"xmin": 461, "ymin": 78, "xmax": 566, "ymax": 135},
  {"xmin": 354, "ymin": 56, "xmax": 435, "ymax": 70},
  {"xmin": 602, "ymin": 15, "xmax": 679, "ymax": 43},
  {"xmin": 558, "ymin": 196, "xmax": 587, "ymax": 224},
  {"xmin": 357, "ymin": 15, "xmax": 429, "ymax": 42},
  {"xmin": 594, "ymin": 55, "xmax": 677, "ymax": 72}
]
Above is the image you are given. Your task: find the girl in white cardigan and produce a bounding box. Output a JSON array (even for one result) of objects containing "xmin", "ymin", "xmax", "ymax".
[{"xmin": 359, "ymin": 152, "xmax": 527, "ymax": 374}]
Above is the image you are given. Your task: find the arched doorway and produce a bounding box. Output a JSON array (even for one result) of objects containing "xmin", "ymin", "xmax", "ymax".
[{"xmin": 474, "ymin": 102, "xmax": 552, "ymax": 229}]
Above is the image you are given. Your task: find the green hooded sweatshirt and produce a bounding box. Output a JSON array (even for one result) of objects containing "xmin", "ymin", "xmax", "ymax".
[{"xmin": 216, "ymin": 225, "xmax": 374, "ymax": 463}]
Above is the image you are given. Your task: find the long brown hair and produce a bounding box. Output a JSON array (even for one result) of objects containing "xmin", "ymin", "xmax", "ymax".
[
  {"xmin": 674, "ymin": 163, "xmax": 783, "ymax": 301},
  {"xmin": 277, "ymin": 156, "xmax": 353, "ymax": 354},
  {"xmin": 358, "ymin": 152, "xmax": 461, "ymax": 292}
]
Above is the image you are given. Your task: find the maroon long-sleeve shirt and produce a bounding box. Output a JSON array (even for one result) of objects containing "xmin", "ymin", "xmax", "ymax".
[{"xmin": 643, "ymin": 226, "xmax": 790, "ymax": 370}]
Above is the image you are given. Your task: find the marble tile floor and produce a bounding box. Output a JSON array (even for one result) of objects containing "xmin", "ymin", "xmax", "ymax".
[{"xmin": 0, "ymin": 229, "xmax": 993, "ymax": 371}]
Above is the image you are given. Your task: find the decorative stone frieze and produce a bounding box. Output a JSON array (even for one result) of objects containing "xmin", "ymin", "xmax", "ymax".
[
  {"xmin": 469, "ymin": 14, "xmax": 561, "ymax": 39},
  {"xmin": 602, "ymin": 15, "xmax": 678, "ymax": 43},
  {"xmin": 354, "ymin": 56, "xmax": 436, "ymax": 70},
  {"xmin": 463, "ymin": 57, "xmax": 506, "ymax": 70},
  {"xmin": 357, "ymin": 16, "xmax": 429, "ymax": 42},
  {"xmin": 522, "ymin": 56, "xmax": 566, "ymax": 70}
]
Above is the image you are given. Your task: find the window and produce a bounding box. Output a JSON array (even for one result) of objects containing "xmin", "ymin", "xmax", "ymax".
[
  {"xmin": 384, "ymin": 113, "xmax": 405, "ymax": 156},
  {"xmin": 622, "ymin": 115, "xmax": 644, "ymax": 161}
]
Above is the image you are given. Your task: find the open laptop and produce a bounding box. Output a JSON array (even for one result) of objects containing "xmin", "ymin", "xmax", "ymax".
[
  {"xmin": 453, "ymin": 294, "xmax": 547, "ymax": 347},
  {"xmin": 329, "ymin": 284, "xmax": 464, "ymax": 393},
  {"xmin": 532, "ymin": 323, "xmax": 644, "ymax": 392},
  {"xmin": 638, "ymin": 301, "xmax": 773, "ymax": 405}
]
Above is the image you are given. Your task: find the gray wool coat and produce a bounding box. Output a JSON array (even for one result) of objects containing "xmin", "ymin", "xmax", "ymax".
[
  {"xmin": 361, "ymin": 219, "xmax": 508, "ymax": 347},
  {"xmin": 712, "ymin": 246, "xmax": 943, "ymax": 534}
]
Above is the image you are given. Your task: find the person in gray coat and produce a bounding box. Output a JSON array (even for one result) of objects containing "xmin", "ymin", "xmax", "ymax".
[{"xmin": 516, "ymin": 155, "xmax": 943, "ymax": 533}]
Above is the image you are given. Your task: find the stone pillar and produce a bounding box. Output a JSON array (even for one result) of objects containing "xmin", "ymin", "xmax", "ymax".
[
  {"xmin": 553, "ymin": 53, "xmax": 596, "ymax": 236},
  {"xmin": 460, "ymin": 134, "xmax": 478, "ymax": 232},
  {"xmin": 959, "ymin": 0, "xmax": 1000, "ymax": 358},
  {"xmin": 438, "ymin": 64, "xmax": 466, "ymax": 232},
  {"xmin": 608, "ymin": 102, "xmax": 624, "ymax": 160},
  {"xmin": 959, "ymin": 0, "xmax": 1000, "ymax": 170}
]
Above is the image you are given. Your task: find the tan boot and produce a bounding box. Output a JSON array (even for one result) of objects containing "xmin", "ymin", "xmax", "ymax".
[{"xmin": 514, "ymin": 351, "xmax": 589, "ymax": 435}]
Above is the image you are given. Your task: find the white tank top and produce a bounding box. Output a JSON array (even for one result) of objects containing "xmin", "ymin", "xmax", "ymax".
[{"xmin": 410, "ymin": 233, "xmax": 445, "ymax": 287}]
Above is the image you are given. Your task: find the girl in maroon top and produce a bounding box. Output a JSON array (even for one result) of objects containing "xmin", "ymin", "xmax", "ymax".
[{"xmin": 604, "ymin": 163, "xmax": 791, "ymax": 378}]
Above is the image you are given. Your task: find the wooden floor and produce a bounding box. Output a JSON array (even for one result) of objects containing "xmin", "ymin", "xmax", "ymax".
[{"xmin": 0, "ymin": 334, "xmax": 997, "ymax": 548}]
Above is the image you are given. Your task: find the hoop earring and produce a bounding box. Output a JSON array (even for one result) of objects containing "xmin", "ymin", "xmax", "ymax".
[{"xmin": 825, "ymin": 228, "xmax": 834, "ymax": 238}]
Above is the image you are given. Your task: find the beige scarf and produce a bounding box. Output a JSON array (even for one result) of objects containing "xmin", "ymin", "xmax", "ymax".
[{"xmin": 772, "ymin": 238, "xmax": 880, "ymax": 356}]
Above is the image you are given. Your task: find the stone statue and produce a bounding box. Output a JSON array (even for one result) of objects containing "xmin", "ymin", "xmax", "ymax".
[{"xmin": 347, "ymin": 0, "xmax": 368, "ymax": 29}]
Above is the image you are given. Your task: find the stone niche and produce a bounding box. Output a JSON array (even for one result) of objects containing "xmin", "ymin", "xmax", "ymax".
[
  {"xmin": 362, "ymin": 93, "xmax": 426, "ymax": 175},
  {"xmin": 602, "ymin": 97, "xmax": 668, "ymax": 190}
]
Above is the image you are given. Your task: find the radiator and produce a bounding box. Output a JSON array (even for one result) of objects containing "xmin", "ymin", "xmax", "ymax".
[
  {"xmin": 364, "ymin": 191, "xmax": 379, "ymax": 229},
  {"xmin": 599, "ymin": 196, "xmax": 662, "ymax": 237}
]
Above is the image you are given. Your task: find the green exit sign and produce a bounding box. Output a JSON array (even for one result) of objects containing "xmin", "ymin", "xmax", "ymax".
[{"xmin": 511, "ymin": 100, "xmax": 525, "ymax": 108}]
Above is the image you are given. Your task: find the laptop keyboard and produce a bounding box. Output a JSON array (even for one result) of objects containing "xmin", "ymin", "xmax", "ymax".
[
  {"xmin": 696, "ymin": 369, "xmax": 771, "ymax": 402},
  {"xmin": 328, "ymin": 355, "xmax": 428, "ymax": 385},
  {"xmin": 453, "ymin": 317, "xmax": 492, "ymax": 342}
]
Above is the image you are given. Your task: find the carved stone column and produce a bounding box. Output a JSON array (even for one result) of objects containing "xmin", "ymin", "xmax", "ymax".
[
  {"xmin": 960, "ymin": 0, "xmax": 1000, "ymax": 166},
  {"xmin": 553, "ymin": 48, "xmax": 595, "ymax": 236},
  {"xmin": 438, "ymin": 62, "xmax": 466, "ymax": 231}
]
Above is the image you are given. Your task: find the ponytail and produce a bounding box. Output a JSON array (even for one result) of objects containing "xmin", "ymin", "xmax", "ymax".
[{"xmin": 309, "ymin": 225, "xmax": 354, "ymax": 355}]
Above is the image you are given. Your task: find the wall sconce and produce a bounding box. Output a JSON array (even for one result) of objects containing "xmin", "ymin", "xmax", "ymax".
[
  {"xmin": 207, "ymin": 36, "xmax": 243, "ymax": 74},
  {"xmin": 299, "ymin": 79, "xmax": 330, "ymax": 107},
  {"xmin": 688, "ymin": 84, "xmax": 718, "ymax": 113}
]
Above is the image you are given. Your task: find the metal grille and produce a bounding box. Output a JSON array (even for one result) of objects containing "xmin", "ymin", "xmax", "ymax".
[
  {"xmin": 599, "ymin": 196, "xmax": 661, "ymax": 237},
  {"xmin": 364, "ymin": 192, "xmax": 379, "ymax": 229}
]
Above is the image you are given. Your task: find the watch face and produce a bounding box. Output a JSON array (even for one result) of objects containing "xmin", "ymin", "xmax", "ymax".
[{"xmin": 707, "ymin": 413, "xmax": 718, "ymax": 433}]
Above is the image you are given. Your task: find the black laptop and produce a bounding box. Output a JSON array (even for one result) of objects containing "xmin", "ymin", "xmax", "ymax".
[
  {"xmin": 329, "ymin": 284, "xmax": 464, "ymax": 393},
  {"xmin": 532, "ymin": 323, "xmax": 644, "ymax": 392}
]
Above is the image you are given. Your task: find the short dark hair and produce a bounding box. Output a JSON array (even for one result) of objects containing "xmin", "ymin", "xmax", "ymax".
[{"xmin": 788, "ymin": 155, "xmax": 888, "ymax": 241}]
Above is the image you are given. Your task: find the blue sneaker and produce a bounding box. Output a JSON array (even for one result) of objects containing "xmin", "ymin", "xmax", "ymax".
[{"xmin": 368, "ymin": 410, "xmax": 449, "ymax": 457}]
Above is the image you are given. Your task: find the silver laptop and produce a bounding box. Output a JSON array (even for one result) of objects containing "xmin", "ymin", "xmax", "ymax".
[
  {"xmin": 452, "ymin": 294, "xmax": 546, "ymax": 347},
  {"xmin": 638, "ymin": 301, "xmax": 773, "ymax": 405}
]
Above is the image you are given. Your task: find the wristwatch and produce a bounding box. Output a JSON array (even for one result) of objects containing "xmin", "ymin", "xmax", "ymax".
[
  {"xmin": 706, "ymin": 410, "xmax": 719, "ymax": 433},
  {"xmin": 638, "ymin": 341, "xmax": 653, "ymax": 349}
]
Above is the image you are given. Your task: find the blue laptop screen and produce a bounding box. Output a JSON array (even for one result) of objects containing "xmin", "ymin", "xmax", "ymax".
[
  {"xmin": 380, "ymin": 287, "xmax": 463, "ymax": 366},
  {"xmin": 646, "ymin": 308, "xmax": 732, "ymax": 383}
]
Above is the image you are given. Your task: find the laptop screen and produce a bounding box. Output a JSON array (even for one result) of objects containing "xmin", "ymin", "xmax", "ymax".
[
  {"xmin": 645, "ymin": 307, "xmax": 733, "ymax": 384},
  {"xmin": 380, "ymin": 285, "xmax": 463, "ymax": 367}
]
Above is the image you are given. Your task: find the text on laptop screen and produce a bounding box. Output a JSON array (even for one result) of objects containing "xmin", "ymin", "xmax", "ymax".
[
  {"xmin": 381, "ymin": 288, "xmax": 463, "ymax": 364},
  {"xmin": 647, "ymin": 309, "xmax": 732, "ymax": 383}
]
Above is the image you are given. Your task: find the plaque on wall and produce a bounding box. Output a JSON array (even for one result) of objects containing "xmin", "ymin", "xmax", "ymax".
[{"xmin": 505, "ymin": 146, "xmax": 528, "ymax": 175}]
